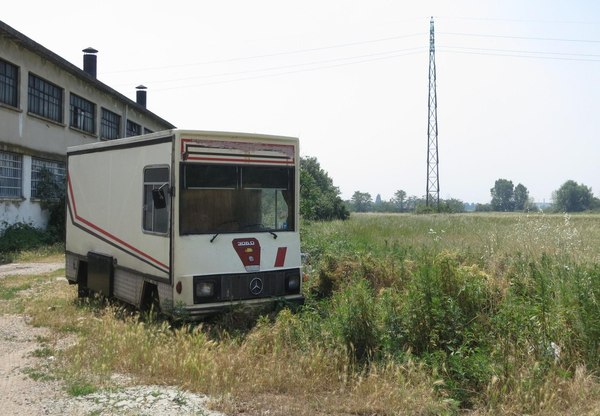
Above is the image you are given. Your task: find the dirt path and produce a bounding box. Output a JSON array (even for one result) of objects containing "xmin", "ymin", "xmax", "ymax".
[
  {"xmin": 0, "ymin": 262, "xmax": 64, "ymax": 278},
  {"xmin": 0, "ymin": 314, "xmax": 66, "ymax": 415},
  {"xmin": 0, "ymin": 262, "xmax": 225, "ymax": 415}
]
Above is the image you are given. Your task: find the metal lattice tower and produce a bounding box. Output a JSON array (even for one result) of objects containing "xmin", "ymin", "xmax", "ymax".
[{"xmin": 426, "ymin": 16, "xmax": 439, "ymax": 209}]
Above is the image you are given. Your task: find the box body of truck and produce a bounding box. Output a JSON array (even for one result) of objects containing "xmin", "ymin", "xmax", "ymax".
[{"xmin": 65, "ymin": 129, "xmax": 302, "ymax": 318}]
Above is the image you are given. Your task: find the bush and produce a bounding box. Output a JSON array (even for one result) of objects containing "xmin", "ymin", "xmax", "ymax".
[
  {"xmin": 327, "ymin": 279, "xmax": 379, "ymax": 362},
  {"xmin": 36, "ymin": 168, "xmax": 66, "ymax": 241},
  {"xmin": 0, "ymin": 222, "xmax": 56, "ymax": 252}
]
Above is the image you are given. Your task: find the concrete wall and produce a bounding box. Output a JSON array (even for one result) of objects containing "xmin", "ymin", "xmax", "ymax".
[
  {"xmin": 0, "ymin": 33, "xmax": 173, "ymax": 231},
  {"xmin": 0, "ymin": 155, "xmax": 47, "ymax": 229}
]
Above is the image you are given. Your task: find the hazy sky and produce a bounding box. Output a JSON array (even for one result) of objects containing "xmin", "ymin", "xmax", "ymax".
[{"xmin": 4, "ymin": 1, "xmax": 600, "ymax": 203}]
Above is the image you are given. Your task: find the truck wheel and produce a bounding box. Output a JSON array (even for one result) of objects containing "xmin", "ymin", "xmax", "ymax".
[
  {"xmin": 77, "ymin": 283, "xmax": 90, "ymax": 298},
  {"xmin": 140, "ymin": 283, "xmax": 160, "ymax": 316},
  {"xmin": 77, "ymin": 261, "xmax": 89, "ymax": 298}
]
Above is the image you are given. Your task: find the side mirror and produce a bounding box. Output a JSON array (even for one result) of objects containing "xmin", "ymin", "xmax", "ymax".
[{"xmin": 152, "ymin": 187, "xmax": 167, "ymax": 209}]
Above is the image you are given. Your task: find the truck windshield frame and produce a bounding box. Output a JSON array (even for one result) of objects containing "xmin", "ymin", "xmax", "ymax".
[{"xmin": 179, "ymin": 163, "xmax": 295, "ymax": 235}]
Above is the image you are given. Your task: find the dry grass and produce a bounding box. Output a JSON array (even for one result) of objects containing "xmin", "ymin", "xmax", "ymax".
[
  {"xmin": 470, "ymin": 365, "xmax": 600, "ymax": 416},
  {"xmin": 3, "ymin": 212, "xmax": 600, "ymax": 415},
  {"xmin": 18, "ymin": 274, "xmax": 599, "ymax": 416},
  {"xmin": 16, "ymin": 278, "xmax": 450, "ymax": 415}
]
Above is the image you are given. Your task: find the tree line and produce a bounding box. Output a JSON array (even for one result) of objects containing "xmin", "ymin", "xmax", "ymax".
[
  {"xmin": 475, "ymin": 178, "xmax": 599, "ymax": 213},
  {"xmin": 300, "ymin": 156, "xmax": 600, "ymax": 220},
  {"xmin": 32, "ymin": 157, "xmax": 599, "ymax": 230}
]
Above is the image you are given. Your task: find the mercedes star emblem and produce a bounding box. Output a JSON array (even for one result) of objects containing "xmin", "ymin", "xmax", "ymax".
[{"xmin": 249, "ymin": 277, "xmax": 264, "ymax": 295}]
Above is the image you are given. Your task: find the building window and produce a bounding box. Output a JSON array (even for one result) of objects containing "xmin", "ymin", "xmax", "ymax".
[
  {"xmin": 31, "ymin": 158, "xmax": 66, "ymax": 199},
  {"xmin": 143, "ymin": 166, "xmax": 169, "ymax": 234},
  {"xmin": 126, "ymin": 120, "xmax": 141, "ymax": 137},
  {"xmin": 70, "ymin": 94, "xmax": 95, "ymax": 133},
  {"xmin": 28, "ymin": 74, "xmax": 63, "ymax": 122},
  {"xmin": 100, "ymin": 108, "xmax": 120, "ymax": 140},
  {"xmin": 144, "ymin": 128, "xmax": 154, "ymax": 135},
  {"xmin": 0, "ymin": 59, "xmax": 18, "ymax": 108},
  {"xmin": 0, "ymin": 151, "xmax": 22, "ymax": 198}
]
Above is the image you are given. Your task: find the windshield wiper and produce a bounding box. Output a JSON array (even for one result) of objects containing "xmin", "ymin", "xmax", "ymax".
[{"xmin": 211, "ymin": 229, "xmax": 277, "ymax": 242}]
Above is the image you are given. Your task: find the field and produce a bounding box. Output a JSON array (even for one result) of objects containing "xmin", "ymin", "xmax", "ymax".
[{"xmin": 2, "ymin": 212, "xmax": 600, "ymax": 415}]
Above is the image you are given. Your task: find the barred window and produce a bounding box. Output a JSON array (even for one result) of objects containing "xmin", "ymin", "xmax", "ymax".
[
  {"xmin": 70, "ymin": 94, "xmax": 95, "ymax": 133},
  {"xmin": 100, "ymin": 108, "xmax": 120, "ymax": 140},
  {"xmin": 0, "ymin": 151, "xmax": 22, "ymax": 198},
  {"xmin": 126, "ymin": 120, "xmax": 141, "ymax": 137},
  {"xmin": 0, "ymin": 59, "xmax": 18, "ymax": 107},
  {"xmin": 28, "ymin": 74, "xmax": 63, "ymax": 122},
  {"xmin": 31, "ymin": 158, "xmax": 66, "ymax": 199}
]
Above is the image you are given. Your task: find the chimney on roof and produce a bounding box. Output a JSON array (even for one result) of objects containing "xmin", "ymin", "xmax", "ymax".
[
  {"xmin": 82, "ymin": 47, "xmax": 98, "ymax": 78},
  {"xmin": 136, "ymin": 85, "xmax": 147, "ymax": 108}
]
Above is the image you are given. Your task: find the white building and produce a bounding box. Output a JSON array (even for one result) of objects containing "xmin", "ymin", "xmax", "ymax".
[{"xmin": 0, "ymin": 20, "xmax": 175, "ymax": 230}]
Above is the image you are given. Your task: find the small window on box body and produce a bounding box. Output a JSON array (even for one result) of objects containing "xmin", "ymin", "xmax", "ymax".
[{"xmin": 143, "ymin": 166, "xmax": 169, "ymax": 234}]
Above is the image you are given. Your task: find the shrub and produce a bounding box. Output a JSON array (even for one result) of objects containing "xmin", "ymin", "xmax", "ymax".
[
  {"xmin": 0, "ymin": 222, "xmax": 55, "ymax": 251},
  {"xmin": 327, "ymin": 279, "xmax": 379, "ymax": 362},
  {"xmin": 36, "ymin": 168, "xmax": 66, "ymax": 241}
]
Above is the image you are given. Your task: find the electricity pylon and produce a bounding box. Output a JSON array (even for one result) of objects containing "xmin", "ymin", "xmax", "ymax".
[{"xmin": 426, "ymin": 16, "xmax": 440, "ymax": 209}]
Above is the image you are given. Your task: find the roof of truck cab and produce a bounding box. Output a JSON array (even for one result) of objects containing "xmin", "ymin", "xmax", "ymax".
[{"xmin": 66, "ymin": 129, "xmax": 299, "ymax": 154}]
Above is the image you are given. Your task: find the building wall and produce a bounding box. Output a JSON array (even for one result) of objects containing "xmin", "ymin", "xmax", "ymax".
[{"xmin": 0, "ymin": 31, "xmax": 174, "ymax": 230}]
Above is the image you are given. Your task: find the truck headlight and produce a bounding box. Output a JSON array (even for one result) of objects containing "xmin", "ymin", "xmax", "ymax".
[
  {"xmin": 285, "ymin": 274, "xmax": 300, "ymax": 293},
  {"xmin": 196, "ymin": 281, "xmax": 214, "ymax": 297}
]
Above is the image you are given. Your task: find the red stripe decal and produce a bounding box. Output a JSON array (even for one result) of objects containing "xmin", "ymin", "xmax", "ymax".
[
  {"xmin": 274, "ymin": 247, "xmax": 287, "ymax": 267},
  {"xmin": 67, "ymin": 173, "xmax": 169, "ymax": 272},
  {"xmin": 186, "ymin": 156, "xmax": 293, "ymax": 165}
]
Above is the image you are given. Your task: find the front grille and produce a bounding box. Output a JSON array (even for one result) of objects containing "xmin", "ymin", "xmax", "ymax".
[{"xmin": 193, "ymin": 268, "xmax": 300, "ymax": 304}]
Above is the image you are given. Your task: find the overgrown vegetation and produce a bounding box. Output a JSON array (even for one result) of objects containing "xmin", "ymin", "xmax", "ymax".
[
  {"xmin": 300, "ymin": 156, "xmax": 350, "ymax": 221},
  {"xmin": 0, "ymin": 222, "xmax": 64, "ymax": 264},
  {"xmin": 0, "ymin": 168, "xmax": 66, "ymax": 264},
  {"xmin": 35, "ymin": 167, "xmax": 67, "ymax": 240},
  {"xmin": 2, "ymin": 212, "xmax": 600, "ymax": 415}
]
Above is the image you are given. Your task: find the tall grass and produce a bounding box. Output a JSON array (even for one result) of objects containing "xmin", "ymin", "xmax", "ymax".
[
  {"xmin": 5, "ymin": 212, "xmax": 600, "ymax": 415},
  {"xmin": 301, "ymin": 212, "xmax": 600, "ymax": 414}
]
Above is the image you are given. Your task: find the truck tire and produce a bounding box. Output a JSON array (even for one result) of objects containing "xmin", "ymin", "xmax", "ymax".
[{"xmin": 140, "ymin": 283, "xmax": 160, "ymax": 315}]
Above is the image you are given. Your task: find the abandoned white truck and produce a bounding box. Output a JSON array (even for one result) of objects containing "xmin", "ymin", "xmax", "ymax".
[{"xmin": 65, "ymin": 129, "xmax": 302, "ymax": 318}]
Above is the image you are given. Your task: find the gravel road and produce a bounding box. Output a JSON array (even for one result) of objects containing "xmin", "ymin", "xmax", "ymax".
[{"xmin": 0, "ymin": 262, "xmax": 225, "ymax": 416}]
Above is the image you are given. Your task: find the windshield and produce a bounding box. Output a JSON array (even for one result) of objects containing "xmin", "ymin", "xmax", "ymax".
[{"xmin": 179, "ymin": 163, "xmax": 295, "ymax": 235}]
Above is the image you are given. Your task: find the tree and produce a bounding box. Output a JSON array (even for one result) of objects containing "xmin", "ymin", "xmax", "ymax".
[
  {"xmin": 475, "ymin": 203, "xmax": 493, "ymax": 212},
  {"xmin": 300, "ymin": 156, "xmax": 350, "ymax": 220},
  {"xmin": 351, "ymin": 191, "xmax": 372, "ymax": 212},
  {"xmin": 552, "ymin": 180, "xmax": 594, "ymax": 212},
  {"xmin": 391, "ymin": 189, "xmax": 407, "ymax": 212},
  {"xmin": 36, "ymin": 168, "xmax": 66, "ymax": 240},
  {"xmin": 513, "ymin": 183, "xmax": 529, "ymax": 211},
  {"xmin": 440, "ymin": 198, "xmax": 466, "ymax": 213},
  {"xmin": 490, "ymin": 179, "xmax": 514, "ymax": 211}
]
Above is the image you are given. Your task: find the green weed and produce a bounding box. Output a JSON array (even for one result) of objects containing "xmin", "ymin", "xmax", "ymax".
[
  {"xmin": 9, "ymin": 213, "xmax": 600, "ymax": 415},
  {"xmin": 0, "ymin": 283, "xmax": 31, "ymax": 300},
  {"xmin": 67, "ymin": 381, "xmax": 98, "ymax": 397}
]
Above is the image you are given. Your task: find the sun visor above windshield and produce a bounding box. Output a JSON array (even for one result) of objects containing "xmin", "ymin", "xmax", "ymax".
[{"xmin": 181, "ymin": 138, "xmax": 294, "ymax": 166}]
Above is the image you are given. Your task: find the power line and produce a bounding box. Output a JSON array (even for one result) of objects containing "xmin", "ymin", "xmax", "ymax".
[
  {"xmin": 105, "ymin": 32, "xmax": 426, "ymax": 74},
  {"xmin": 440, "ymin": 45, "xmax": 600, "ymax": 59},
  {"xmin": 438, "ymin": 16, "xmax": 600, "ymax": 26},
  {"xmin": 439, "ymin": 47, "xmax": 600, "ymax": 62},
  {"xmin": 128, "ymin": 42, "xmax": 600, "ymax": 90},
  {"xmin": 128, "ymin": 46, "xmax": 426, "ymax": 86},
  {"xmin": 440, "ymin": 31, "xmax": 600, "ymax": 44},
  {"xmin": 152, "ymin": 49, "xmax": 425, "ymax": 91},
  {"xmin": 107, "ymin": 27, "xmax": 600, "ymax": 89}
]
